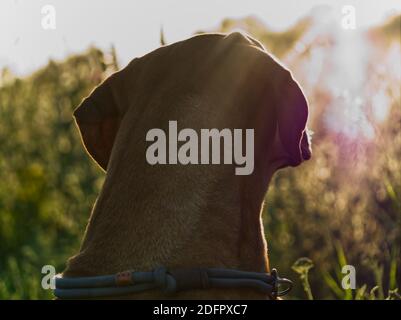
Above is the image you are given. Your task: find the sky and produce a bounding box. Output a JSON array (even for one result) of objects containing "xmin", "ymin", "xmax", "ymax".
[{"xmin": 1, "ymin": 0, "xmax": 400, "ymax": 75}]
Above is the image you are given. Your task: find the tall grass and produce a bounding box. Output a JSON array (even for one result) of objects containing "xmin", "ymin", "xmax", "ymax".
[{"xmin": 0, "ymin": 14, "xmax": 400, "ymax": 299}]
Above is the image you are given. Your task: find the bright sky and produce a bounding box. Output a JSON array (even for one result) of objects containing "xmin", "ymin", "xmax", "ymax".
[{"xmin": 1, "ymin": 0, "xmax": 400, "ymax": 75}]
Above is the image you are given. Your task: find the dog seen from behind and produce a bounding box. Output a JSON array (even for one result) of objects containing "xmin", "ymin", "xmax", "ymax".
[{"xmin": 62, "ymin": 31, "xmax": 312, "ymax": 299}]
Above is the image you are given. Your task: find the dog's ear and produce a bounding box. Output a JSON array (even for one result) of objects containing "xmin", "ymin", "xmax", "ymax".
[
  {"xmin": 276, "ymin": 71, "xmax": 310, "ymax": 166},
  {"xmin": 73, "ymin": 69, "xmax": 128, "ymax": 171}
]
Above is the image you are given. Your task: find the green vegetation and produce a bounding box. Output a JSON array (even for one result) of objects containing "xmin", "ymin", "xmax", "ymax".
[
  {"xmin": 0, "ymin": 15, "xmax": 400, "ymax": 299},
  {"xmin": 0, "ymin": 47, "xmax": 116, "ymax": 299}
]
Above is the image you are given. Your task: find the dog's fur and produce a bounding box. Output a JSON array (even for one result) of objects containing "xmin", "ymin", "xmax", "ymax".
[{"xmin": 63, "ymin": 32, "xmax": 311, "ymax": 299}]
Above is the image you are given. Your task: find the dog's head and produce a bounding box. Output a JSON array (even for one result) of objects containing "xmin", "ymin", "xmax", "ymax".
[{"xmin": 73, "ymin": 32, "xmax": 311, "ymax": 198}]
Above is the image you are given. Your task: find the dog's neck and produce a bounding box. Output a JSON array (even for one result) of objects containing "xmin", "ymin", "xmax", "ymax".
[{"xmin": 64, "ymin": 165, "xmax": 270, "ymax": 279}]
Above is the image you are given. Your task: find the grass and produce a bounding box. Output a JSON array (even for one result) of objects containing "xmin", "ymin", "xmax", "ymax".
[
  {"xmin": 292, "ymin": 252, "xmax": 400, "ymax": 300},
  {"xmin": 0, "ymin": 14, "xmax": 400, "ymax": 300}
]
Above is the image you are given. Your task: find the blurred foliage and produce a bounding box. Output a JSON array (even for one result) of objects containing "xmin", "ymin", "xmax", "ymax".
[
  {"xmin": 370, "ymin": 14, "xmax": 401, "ymax": 46},
  {"xmin": 0, "ymin": 13, "xmax": 400, "ymax": 299},
  {"xmin": 197, "ymin": 15, "xmax": 311, "ymax": 58},
  {"xmin": 213, "ymin": 14, "xmax": 401, "ymax": 299},
  {"xmin": 0, "ymin": 47, "xmax": 117, "ymax": 298}
]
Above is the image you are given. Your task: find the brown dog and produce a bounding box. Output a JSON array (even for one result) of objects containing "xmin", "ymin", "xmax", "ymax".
[{"xmin": 63, "ymin": 32, "xmax": 311, "ymax": 299}]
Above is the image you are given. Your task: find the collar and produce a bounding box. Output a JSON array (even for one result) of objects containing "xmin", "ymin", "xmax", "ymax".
[{"xmin": 54, "ymin": 267, "xmax": 292, "ymax": 299}]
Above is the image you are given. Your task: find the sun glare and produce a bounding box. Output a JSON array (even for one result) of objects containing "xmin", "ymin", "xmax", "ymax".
[{"xmin": 282, "ymin": 5, "xmax": 400, "ymax": 141}]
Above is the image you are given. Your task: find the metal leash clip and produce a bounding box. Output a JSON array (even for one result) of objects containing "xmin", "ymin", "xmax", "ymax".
[{"xmin": 270, "ymin": 268, "xmax": 293, "ymax": 299}]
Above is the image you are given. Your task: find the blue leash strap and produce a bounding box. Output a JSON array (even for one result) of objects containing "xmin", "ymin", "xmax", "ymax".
[{"xmin": 54, "ymin": 267, "xmax": 292, "ymax": 299}]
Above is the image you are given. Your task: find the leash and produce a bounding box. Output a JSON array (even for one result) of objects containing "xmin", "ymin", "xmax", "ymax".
[{"xmin": 54, "ymin": 267, "xmax": 292, "ymax": 299}]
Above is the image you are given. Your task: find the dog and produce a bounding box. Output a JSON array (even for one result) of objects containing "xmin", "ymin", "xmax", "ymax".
[{"xmin": 63, "ymin": 31, "xmax": 311, "ymax": 299}]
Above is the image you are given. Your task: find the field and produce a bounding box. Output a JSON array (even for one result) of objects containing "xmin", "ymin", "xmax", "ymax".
[{"xmin": 0, "ymin": 13, "xmax": 400, "ymax": 299}]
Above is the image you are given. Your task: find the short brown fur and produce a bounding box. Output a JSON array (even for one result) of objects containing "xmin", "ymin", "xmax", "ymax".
[{"xmin": 63, "ymin": 32, "xmax": 311, "ymax": 299}]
